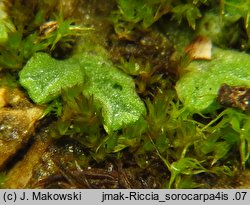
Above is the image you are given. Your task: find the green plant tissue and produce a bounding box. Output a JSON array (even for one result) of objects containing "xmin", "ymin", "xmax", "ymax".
[
  {"xmin": 19, "ymin": 52, "xmax": 146, "ymax": 132},
  {"xmin": 176, "ymin": 47, "xmax": 250, "ymax": 113},
  {"xmin": 19, "ymin": 52, "xmax": 84, "ymax": 104},
  {"xmin": 0, "ymin": 23, "xmax": 8, "ymax": 44},
  {"xmin": 79, "ymin": 53, "xmax": 146, "ymax": 133}
]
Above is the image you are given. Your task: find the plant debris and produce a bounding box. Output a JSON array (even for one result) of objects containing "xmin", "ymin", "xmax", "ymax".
[
  {"xmin": 217, "ymin": 83, "xmax": 250, "ymax": 111},
  {"xmin": 185, "ymin": 36, "xmax": 212, "ymax": 60}
]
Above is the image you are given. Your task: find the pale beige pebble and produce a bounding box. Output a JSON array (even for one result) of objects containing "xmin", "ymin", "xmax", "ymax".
[
  {"xmin": 0, "ymin": 106, "xmax": 44, "ymax": 169},
  {"xmin": 0, "ymin": 87, "xmax": 7, "ymax": 108},
  {"xmin": 0, "ymin": 87, "xmax": 44, "ymax": 170}
]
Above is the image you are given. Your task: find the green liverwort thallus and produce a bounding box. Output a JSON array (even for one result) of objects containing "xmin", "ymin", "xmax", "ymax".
[{"xmin": 19, "ymin": 52, "xmax": 146, "ymax": 133}]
